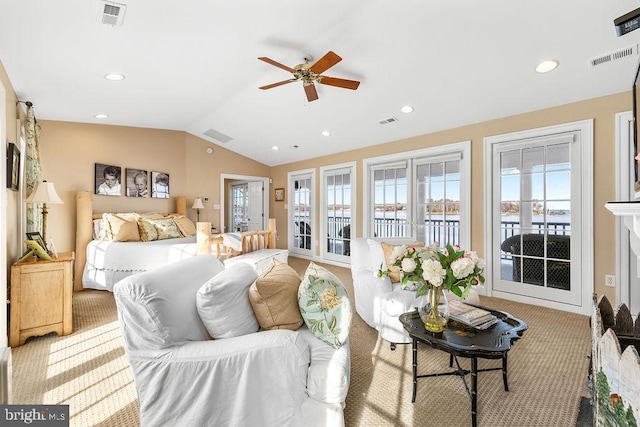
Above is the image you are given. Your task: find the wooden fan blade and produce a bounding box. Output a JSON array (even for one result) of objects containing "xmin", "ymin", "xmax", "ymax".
[
  {"xmin": 259, "ymin": 79, "xmax": 296, "ymax": 90},
  {"xmin": 309, "ymin": 51, "xmax": 342, "ymax": 75},
  {"xmin": 258, "ymin": 57, "xmax": 295, "ymax": 73},
  {"xmin": 317, "ymin": 76, "xmax": 360, "ymax": 90},
  {"xmin": 304, "ymin": 83, "xmax": 319, "ymax": 102}
]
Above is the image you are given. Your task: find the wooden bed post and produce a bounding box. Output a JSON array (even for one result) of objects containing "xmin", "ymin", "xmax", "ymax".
[
  {"xmin": 74, "ymin": 191, "xmax": 93, "ymax": 291},
  {"xmin": 196, "ymin": 222, "xmax": 212, "ymax": 255},
  {"xmin": 268, "ymin": 218, "xmax": 276, "ymax": 249},
  {"xmin": 176, "ymin": 196, "xmax": 186, "ymax": 216}
]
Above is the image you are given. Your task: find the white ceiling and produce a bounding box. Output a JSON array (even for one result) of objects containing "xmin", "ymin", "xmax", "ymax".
[{"xmin": 2, "ymin": 1, "xmax": 640, "ymax": 166}]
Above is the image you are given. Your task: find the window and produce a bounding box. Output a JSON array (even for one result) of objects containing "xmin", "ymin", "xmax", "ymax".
[{"xmin": 321, "ymin": 163, "xmax": 356, "ymax": 262}]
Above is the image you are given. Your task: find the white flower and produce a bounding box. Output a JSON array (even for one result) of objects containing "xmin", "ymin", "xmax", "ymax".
[
  {"xmin": 401, "ymin": 257, "xmax": 417, "ymax": 273},
  {"xmin": 422, "ymin": 259, "xmax": 446, "ymax": 287},
  {"xmin": 466, "ymin": 251, "xmax": 485, "ymax": 270},
  {"xmin": 451, "ymin": 257, "xmax": 475, "ymax": 279},
  {"xmin": 390, "ymin": 245, "xmax": 406, "ymax": 262}
]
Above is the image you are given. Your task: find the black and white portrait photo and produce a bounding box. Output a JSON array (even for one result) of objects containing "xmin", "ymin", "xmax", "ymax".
[
  {"xmin": 95, "ymin": 163, "xmax": 122, "ymax": 196},
  {"xmin": 151, "ymin": 171, "xmax": 170, "ymax": 198},
  {"xmin": 126, "ymin": 168, "xmax": 148, "ymax": 197}
]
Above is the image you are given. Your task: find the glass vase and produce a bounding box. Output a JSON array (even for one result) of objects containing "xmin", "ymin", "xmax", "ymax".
[{"xmin": 417, "ymin": 286, "xmax": 450, "ymax": 333}]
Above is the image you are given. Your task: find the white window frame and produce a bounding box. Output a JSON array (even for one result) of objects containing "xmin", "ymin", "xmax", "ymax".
[
  {"xmin": 320, "ymin": 161, "xmax": 356, "ymax": 265},
  {"xmin": 483, "ymin": 119, "xmax": 594, "ymax": 315},
  {"xmin": 363, "ymin": 141, "xmax": 471, "ymax": 248}
]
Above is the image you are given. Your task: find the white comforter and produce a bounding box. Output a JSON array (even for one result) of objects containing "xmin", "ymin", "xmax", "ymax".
[{"xmin": 83, "ymin": 237, "xmax": 200, "ymax": 291}]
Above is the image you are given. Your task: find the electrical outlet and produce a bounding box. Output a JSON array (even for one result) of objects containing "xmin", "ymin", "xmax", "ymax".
[{"xmin": 605, "ymin": 275, "xmax": 616, "ymax": 288}]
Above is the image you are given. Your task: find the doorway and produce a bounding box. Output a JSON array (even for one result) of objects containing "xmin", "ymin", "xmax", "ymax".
[{"xmin": 219, "ymin": 174, "xmax": 269, "ymax": 233}]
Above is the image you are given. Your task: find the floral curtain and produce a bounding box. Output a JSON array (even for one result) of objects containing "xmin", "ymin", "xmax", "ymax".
[{"xmin": 24, "ymin": 104, "xmax": 42, "ymax": 234}]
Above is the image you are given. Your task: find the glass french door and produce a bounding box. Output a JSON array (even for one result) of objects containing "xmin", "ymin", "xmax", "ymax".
[
  {"xmin": 289, "ymin": 171, "xmax": 314, "ymax": 257},
  {"xmin": 493, "ymin": 134, "xmax": 582, "ymax": 306},
  {"xmin": 323, "ymin": 165, "xmax": 354, "ymax": 263}
]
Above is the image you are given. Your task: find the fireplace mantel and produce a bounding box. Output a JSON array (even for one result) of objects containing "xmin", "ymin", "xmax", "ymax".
[{"xmin": 605, "ymin": 201, "xmax": 640, "ymax": 274}]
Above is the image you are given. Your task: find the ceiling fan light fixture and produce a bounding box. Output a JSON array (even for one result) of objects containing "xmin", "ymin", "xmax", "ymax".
[
  {"xmin": 321, "ymin": 130, "xmax": 331, "ymax": 137},
  {"xmin": 400, "ymin": 105, "xmax": 414, "ymax": 113},
  {"xmin": 535, "ymin": 59, "xmax": 559, "ymax": 73},
  {"xmin": 104, "ymin": 73, "xmax": 125, "ymax": 81}
]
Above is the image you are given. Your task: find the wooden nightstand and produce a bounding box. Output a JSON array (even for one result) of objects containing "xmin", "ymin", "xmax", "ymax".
[{"xmin": 9, "ymin": 251, "xmax": 75, "ymax": 347}]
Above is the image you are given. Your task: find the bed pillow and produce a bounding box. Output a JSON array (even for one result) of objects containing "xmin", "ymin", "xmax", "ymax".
[
  {"xmin": 137, "ymin": 218, "xmax": 158, "ymax": 242},
  {"xmin": 101, "ymin": 213, "xmax": 141, "ymax": 242},
  {"xmin": 381, "ymin": 241, "xmax": 425, "ymax": 283},
  {"xmin": 298, "ymin": 262, "xmax": 352, "ymax": 349},
  {"xmin": 196, "ymin": 263, "xmax": 259, "ymax": 339},
  {"xmin": 173, "ymin": 215, "xmax": 196, "ymax": 237},
  {"xmin": 248, "ymin": 260, "xmax": 303, "ymax": 331},
  {"xmin": 146, "ymin": 217, "xmax": 181, "ymax": 240}
]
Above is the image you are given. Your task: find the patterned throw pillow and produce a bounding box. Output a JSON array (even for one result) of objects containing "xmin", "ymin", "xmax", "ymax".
[
  {"xmin": 137, "ymin": 218, "xmax": 158, "ymax": 242},
  {"xmin": 381, "ymin": 242, "xmax": 425, "ymax": 283},
  {"xmin": 146, "ymin": 217, "xmax": 181, "ymax": 240},
  {"xmin": 298, "ymin": 262, "xmax": 352, "ymax": 349}
]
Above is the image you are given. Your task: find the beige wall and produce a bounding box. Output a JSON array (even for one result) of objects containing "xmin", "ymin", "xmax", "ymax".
[
  {"xmin": 270, "ymin": 91, "xmax": 631, "ymax": 303},
  {"xmin": 37, "ymin": 121, "xmax": 270, "ymax": 253}
]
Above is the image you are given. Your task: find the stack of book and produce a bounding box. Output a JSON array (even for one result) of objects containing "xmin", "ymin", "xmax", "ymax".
[{"xmin": 448, "ymin": 301, "xmax": 500, "ymax": 330}]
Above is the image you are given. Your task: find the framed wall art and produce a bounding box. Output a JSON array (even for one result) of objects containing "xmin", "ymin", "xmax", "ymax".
[
  {"xmin": 6, "ymin": 142, "xmax": 20, "ymax": 191},
  {"xmin": 275, "ymin": 187, "xmax": 285, "ymax": 202},
  {"xmin": 151, "ymin": 171, "xmax": 170, "ymax": 198},
  {"xmin": 95, "ymin": 163, "xmax": 122, "ymax": 196},
  {"xmin": 126, "ymin": 168, "xmax": 148, "ymax": 197}
]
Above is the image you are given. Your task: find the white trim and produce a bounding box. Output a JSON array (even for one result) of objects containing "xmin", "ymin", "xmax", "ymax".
[
  {"xmin": 362, "ymin": 141, "xmax": 471, "ymax": 244},
  {"xmin": 615, "ymin": 110, "xmax": 634, "ymax": 309},
  {"xmin": 0, "ymin": 81, "xmax": 8, "ymax": 347},
  {"xmin": 219, "ymin": 174, "xmax": 269, "ymax": 233},
  {"xmin": 287, "ymin": 168, "xmax": 316, "ymax": 259},
  {"xmin": 319, "ymin": 161, "xmax": 356, "ymax": 266},
  {"xmin": 483, "ymin": 119, "xmax": 594, "ymax": 315}
]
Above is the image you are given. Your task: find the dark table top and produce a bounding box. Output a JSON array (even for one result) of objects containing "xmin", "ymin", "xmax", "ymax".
[{"xmin": 399, "ymin": 306, "xmax": 528, "ymax": 358}]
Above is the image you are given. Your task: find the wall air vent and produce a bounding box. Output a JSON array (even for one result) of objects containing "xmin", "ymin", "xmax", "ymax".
[
  {"xmin": 204, "ymin": 128, "xmax": 234, "ymax": 143},
  {"xmin": 588, "ymin": 44, "xmax": 638, "ymax": 68},
  {"xmin": 97, "ymin": 1, "xmax": 127, "ymax": 27},
  {"xmin": 378, "ymin": 117, "xmax": 399, "ymax": 125}
]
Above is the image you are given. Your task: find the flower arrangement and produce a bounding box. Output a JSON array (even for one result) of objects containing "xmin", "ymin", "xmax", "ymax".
[{"xmin": 377, "ymin": 243, "xmax": 485, "ymax": 298}]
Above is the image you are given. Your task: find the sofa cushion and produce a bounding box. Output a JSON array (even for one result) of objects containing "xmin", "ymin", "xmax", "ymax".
[
  {"xmin": 298, "ymin": 262, "xmax": 352, "ymax": 349},
  {"xmin": 249, "ymin": 260, "xmax": 304, "ymax": 330},
  {"xmin": 381, "ymin": 241, "xmax": 425, "ymax": 283},
  {"xmin": 197, "ymin": 263, "xmax": 259, "ymax": 339}
]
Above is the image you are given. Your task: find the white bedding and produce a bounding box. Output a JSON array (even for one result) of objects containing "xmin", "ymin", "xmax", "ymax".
[{"xmin": 83, "ymin": 237, "xmax": 208, "ymax": 291}]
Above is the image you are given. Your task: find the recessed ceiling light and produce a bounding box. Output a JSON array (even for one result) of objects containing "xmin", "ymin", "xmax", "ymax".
[
  {"xmin": 321, "ymin": 130, "xmax": 331, "ymax": 137},
  {"xmin": 271, "ymin": 146, "xmax": 279, "ymax": 151},
  {"xmin": 535, "ymin": 59, "xmax": 559, "ymax": 73},
  {"xmin": 104, "ymin": 73, "xmax": 125, "ymax": 81},
  {"xmin": 400, "ymin": 105, "xmax": 414, "ymax": 113},
  {"xmin": 94, "ymin": 114, "xmax": 109, "ymax": 119}
]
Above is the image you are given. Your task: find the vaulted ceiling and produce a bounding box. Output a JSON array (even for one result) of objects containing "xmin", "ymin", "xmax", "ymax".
[{"xmin": 1, "ymin": 1, "xmax": 640, "ymax": 166}]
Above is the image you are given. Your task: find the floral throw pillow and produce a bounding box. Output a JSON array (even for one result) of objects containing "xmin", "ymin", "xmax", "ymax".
[
  {"xmin": 146, "ymin": 218, "xmax": 181, "ymax": 240},
  {"xmin": 298, "ymin": 262, "xmax": 352, "ymax": 349}
]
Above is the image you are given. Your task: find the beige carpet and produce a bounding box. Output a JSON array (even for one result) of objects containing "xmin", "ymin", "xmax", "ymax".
[{"xmin": 11, "ymin": 258, "xmax": 591, "ymax": 426}]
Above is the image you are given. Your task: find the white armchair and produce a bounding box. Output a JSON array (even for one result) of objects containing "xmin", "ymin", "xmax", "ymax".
[
  {"xmin": 350, "ymin": 238, "xmax": 479, "ymax": 349},
  {"xmin": 114, "ymin": 255, "xmax": 349, "ymax": 426}
]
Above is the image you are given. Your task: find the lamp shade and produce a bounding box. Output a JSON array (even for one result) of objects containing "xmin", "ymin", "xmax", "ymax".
[
  {"xmin": 192, "ymin": 198, "xmax": 205, "ymax": 210},
  {"xmin": 25, "ymin": 181, "xmax": 63, "ymax": 204}
]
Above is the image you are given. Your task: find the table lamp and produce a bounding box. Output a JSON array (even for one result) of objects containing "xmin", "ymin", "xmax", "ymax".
[
  {"xmin": 25, "ymin": 180, "xmax": 63, "ymax": 243},
  {"xmin": 192, "ymin": 198, "xmax": 205, "ymax": 222}
]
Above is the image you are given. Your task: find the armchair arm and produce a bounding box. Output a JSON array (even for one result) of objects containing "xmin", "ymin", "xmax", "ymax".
[{"xmin": 352, "ymin": 269, "xmax": 392, "ymax": 328}]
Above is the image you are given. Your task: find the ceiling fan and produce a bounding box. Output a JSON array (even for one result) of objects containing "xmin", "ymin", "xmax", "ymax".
[{"xmin": 258, "ymin": 51, "xmax": 360, "ymax": 102}]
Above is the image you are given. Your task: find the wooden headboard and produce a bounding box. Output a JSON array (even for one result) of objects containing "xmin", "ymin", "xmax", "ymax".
[{"xmin": 74, "ymin": 190, "xmax": 186, "ymax": 291}]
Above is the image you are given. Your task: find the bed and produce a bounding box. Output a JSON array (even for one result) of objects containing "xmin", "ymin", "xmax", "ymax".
[{"xmin": 74, "ymin": 190, "xmax": 282, "ymax": 291}]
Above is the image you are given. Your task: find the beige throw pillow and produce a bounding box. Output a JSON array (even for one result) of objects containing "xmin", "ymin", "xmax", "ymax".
[
  {"xmin": 249, "ymin": 260, "xmax": 304, "ymax": 331},
  {"xmin": 173, "ymin": 215, "xmax": 196, "ymax": 237},
  {"xmin": 381, "ymin": 241, "xmax": 425, "ymax": 283},
  {"xmin": 101, "ymin": 213, "xmax": 141, "ymax": 242}
]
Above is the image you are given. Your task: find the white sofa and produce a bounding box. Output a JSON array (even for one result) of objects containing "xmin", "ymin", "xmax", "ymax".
[
  {"xmin": 114, "ymin": 255, "xmax": 350, "ymax": 426},
  {"xmin": 351, "ymin": 237, "xmax": 479, "ymax": 349}
]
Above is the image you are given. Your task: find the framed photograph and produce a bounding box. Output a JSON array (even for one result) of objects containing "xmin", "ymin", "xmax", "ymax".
[
  {"xmin": 275, "ymin": 187, "xmax": 285, "ymax": 202},
  {"xmin": 151, "ymin": 171, "xmax": 170, "ymax": 198},
  {"xmin": 126, "ymin": 168, "xmax": 148, "ymax": 197},
  {"xmin": 26, "ymin": 232, "xmax": 47, "ymax": 253},
  {"xmin": 6, "ymin": 142, "xmax": 20, "ymax": 191},
  {"xmin": 95, "ymin": 163, "xmax": 122, "ymax": 196}
]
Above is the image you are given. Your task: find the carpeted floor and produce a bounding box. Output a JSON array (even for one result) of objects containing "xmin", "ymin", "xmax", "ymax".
[{"xmin": 10, "ymin": 257, "xmax": 592, "ymax": 426}]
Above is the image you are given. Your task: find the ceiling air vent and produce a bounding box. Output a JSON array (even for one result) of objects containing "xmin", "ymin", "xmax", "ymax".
[
  {"xmin": 589, "ymin": 45, "xmax": 638, "ymax": 68},
  {"xmin": 379, "ymin": 117, "xmax": 398, "ymax": 125},
  {"xmin": 97, "ymin": 1, "xmax": 127, "ymax": 27},
  {"xmin": 204, "ymin": 128, "xmax": 234, "ymax": 143}
]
